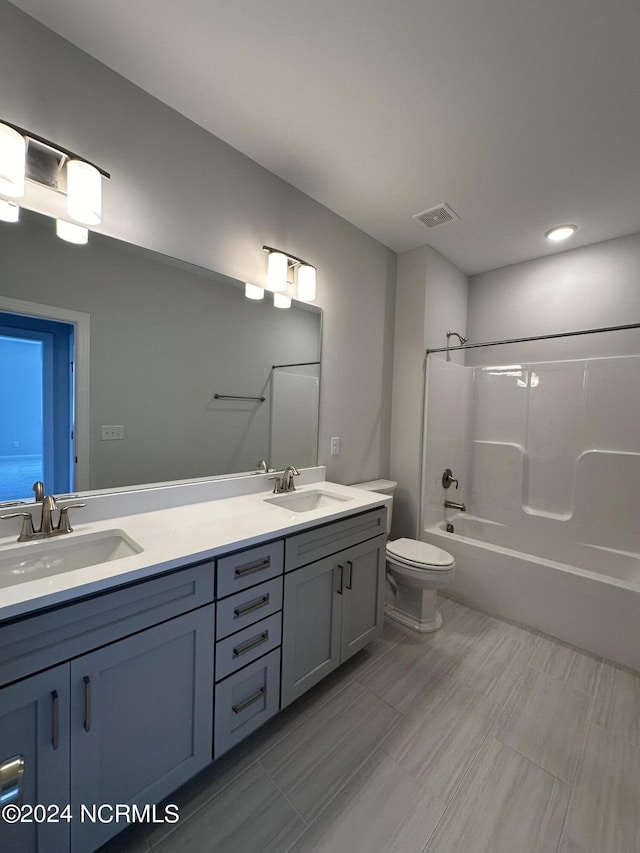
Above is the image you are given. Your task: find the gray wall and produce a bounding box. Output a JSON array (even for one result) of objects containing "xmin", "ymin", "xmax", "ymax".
[
  {"xmin": 390, "ymin": 244, "xmax": 468, "ymax": 537},
  {"xmin": 0, "ymin": 1, "xmax": 396, "ymax": 487},
  {"xmin": 466, "ymin": 232, "xmax": 640, "ymax": 365}
]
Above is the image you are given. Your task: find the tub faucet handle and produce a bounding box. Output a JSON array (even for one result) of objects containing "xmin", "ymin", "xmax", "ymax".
[{"xmin": 442, "ymin": 469, "xmax": 459, "ymax": 490}]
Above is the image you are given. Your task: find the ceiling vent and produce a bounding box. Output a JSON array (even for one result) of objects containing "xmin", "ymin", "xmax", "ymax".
[{"xmin": 412, "ymin": 203, "xmax": 460, "ymax": 229}]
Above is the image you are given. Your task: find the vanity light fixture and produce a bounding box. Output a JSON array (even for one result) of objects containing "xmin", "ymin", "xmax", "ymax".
[
  {"xmin": 245, "ymin": 282, "xmax": 265, "ymax": 300},
  {"xmin": 273, "ymin": 292, "xmax": 292, "ymax": 309},
  {"xmin": 0, "ymin": 122, "xmax": 26, "ymax": 197},
  {"xmin": 263, "ymin": 245, "xmax": 317, "ymax": 302},
  {"xmin": 545, "ymin": 224, "xmax": 577, "ymax": 242},
  {"xmin": 56, "ymin": 219, "xmax": 89, "ymax": 245},
  {"xmin": 0, "ymin": 198, "xmax": 20, "ymax": 223},
  {"xmin": 0, "ymin": 118, "xmax": 109, "ymax": 242}
]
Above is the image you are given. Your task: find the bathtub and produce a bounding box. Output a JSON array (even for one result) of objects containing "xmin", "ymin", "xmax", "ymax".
[{"xmin": 424, "ymin": 515, "xmax": 640, "ymax": 671}]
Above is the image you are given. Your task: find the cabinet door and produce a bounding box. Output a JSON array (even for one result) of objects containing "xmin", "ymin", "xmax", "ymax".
[
  {"xmin": 340, "ymin": 534, "xmax": 386, "ymax": 661},
  {"xmin": 70, "ymin": 607, "xmax": 214, "ymax": 853},
  {"xmin": 0, "ymin": 665, "xmax": 70, "ymax": 853},
  {"xmin": 281, "ymin": 555, "xmax": 342, "ymax": 708}
]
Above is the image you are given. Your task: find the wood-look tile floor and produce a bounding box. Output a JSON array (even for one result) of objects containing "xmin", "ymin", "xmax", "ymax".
[{"xmin": 98, "ymin": 597, "xmax": 640, "ymax": 853}]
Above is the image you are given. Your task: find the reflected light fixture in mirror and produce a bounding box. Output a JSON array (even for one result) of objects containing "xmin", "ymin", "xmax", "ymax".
[
  {"xmin": 273, "ymin": 292, "xmax": 291, "ymax": 309},
  {"xmin": 0, "ymin": 199, "xmax": 20, "ymax": 222},
  {"xmin": 56, "ymin": 219, "xmax": 89, "ymax": 244},
  {"xmin": 245, "ymin": 281, "xmax": 265, "ymax": 300}
]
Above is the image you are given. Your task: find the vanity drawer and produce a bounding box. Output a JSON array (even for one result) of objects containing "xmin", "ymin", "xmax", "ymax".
[
  {"xmin": 215, "ymin": 612, "xmax": 282, "ymax": 681},
  {"xmin": 0, "ymin": 562, "xmax": 215, "ymax": 687},
  {"xmin": 216, "ymin": 576, "xmax": 282, "ymax": 640},
  {"xmin": 214, "ymin": 648, "xmax": 281, "ymax": 757},
  {"xmin": 284, "ymin": 507, "xmax": 387, "ymax": 571},
  {"xmin": 216, "ymin": 540, "xmax": 284, "ymax": 598}
]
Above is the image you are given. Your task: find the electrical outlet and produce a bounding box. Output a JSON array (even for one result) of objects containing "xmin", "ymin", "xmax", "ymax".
[
  {"xmin": 101, "ymin": 425, "xmax": 124, "ymax": 440},
  {"xmin": 330, "ymin": 436, "xmax": 341, "ymax": 456}
]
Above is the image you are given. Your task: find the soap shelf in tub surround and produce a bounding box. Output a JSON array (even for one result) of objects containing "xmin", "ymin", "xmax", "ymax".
[{"xmin": 0, "ymin": 479, "xmax": 389, "ymax": 853}]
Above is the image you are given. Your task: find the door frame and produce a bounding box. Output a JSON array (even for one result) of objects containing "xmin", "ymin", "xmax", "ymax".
[{"xmin": 0, "ymin": 295, "xmax": 90, "ymax": 491}]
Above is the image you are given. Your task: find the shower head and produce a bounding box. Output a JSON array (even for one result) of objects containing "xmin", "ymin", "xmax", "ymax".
[{"xmin": 446, "ymin": 330, "xmax": 469, "ymax": 346}]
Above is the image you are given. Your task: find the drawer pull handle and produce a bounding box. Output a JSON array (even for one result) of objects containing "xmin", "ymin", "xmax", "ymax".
[
  {"xmin": 235, "ymin": 559, "xmax": 270, "ymax": 577},
  {"xmin": 51, "ymin": 690, "xmax": 59, "ymax": 750},
  {"xmin": 232, "ymin": 687, "xmax": 265, "ymax": 714},
  {"xmin": 83, "ymin": 675, "xmax": 92, "ymax": 733},
  {"xmin": 234, "ymin": 594, "xmax": 269, "ymax": 618},
  {"xmin": 233, "ymin": 631, "xmax": 269, "ymax": 658}
]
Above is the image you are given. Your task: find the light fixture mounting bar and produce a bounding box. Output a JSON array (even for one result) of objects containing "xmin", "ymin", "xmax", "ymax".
[
  {"xmin": 262, "ymin": 245, "xmax": 312, "ymax": 268},
  {"xmin": 1, "ymin": 118, "xmax": 110, "ymax": 179}
]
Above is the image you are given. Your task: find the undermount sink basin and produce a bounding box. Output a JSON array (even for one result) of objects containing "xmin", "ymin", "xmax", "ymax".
[
  {"xmin": 264, "ymin": 489, "xmax": 352, "ymax": 513},
  {"xmin": 0, "ymin": 530, "xmax": 143, "ymax": 589}
]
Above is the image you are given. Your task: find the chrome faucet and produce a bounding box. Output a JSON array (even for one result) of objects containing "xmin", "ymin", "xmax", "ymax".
[
  {"xmin": 444, "ymin": 499, "xmax": 466, "ymax": 512},
  {"xmin": 1, "ymin": 494, "xmax": 86, "ymax": 543},
  {"xmin": 269, "ymin": 465, "xmax": 300, "ymax": 494}
]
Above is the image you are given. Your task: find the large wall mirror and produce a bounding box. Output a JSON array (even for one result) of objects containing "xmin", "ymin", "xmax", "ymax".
[{"xmin": 0, "ymin": 210, "xmax": 321, "ymax": 501}]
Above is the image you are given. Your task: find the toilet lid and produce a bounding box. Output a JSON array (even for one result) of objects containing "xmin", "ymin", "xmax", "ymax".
[{"xmin": 387, "ymin": 538, "xmax": 454, "ymax": 568}]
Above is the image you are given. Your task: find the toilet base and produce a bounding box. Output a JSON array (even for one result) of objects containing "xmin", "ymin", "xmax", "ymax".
[{"xmin": 385, "ymin": 602, "xmax": 443, "ymax": 633}]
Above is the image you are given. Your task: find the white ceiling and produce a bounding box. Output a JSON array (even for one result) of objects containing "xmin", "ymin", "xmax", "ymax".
[{"xmin": 10, "ymin": 0, "xmax": 640, "ymax": 274}]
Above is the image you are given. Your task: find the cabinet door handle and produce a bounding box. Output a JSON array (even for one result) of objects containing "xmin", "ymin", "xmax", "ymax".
[
  {"xmin": 234, "ymin": 594, "xmax": 269, "ymax": 618},
  {"xmin": 51, "ymin": 690, "xmax": 59, "ymax": 750},
  {"xmin": 235, "ymin": 559, "xmax": 270, "ymax": 577},
  {"xmin": 233, "ymin": 631, "xmax": 269, "ymax": 658},
  {"xmin": 336, "ymin": 564, "xmax": 344, "ymax": 595},
  {"xmin": 83, "ymin": 676, "xmax": 92, "ymax": 733},
  {"xmin": 232, "ymin": 687, "xmax": 265, "ymax": 714},
  {"xmin": 346, "ymin": 560, "xmax": 353, "ymax": 590}
]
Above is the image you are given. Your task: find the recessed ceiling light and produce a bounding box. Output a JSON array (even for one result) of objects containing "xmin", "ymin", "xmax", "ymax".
[{"xmin": 545, "ymin": 224, "xmax": 577, "ymax": 242}]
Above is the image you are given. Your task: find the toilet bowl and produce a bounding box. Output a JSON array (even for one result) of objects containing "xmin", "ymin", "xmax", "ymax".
[{"xmin": 352, "ymin": 480, "xmax": 455, "ymax": 633}]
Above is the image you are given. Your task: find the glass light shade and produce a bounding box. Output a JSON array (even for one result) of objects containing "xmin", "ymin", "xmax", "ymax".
[
  {"xmin": 545, "ymin": 224, "xmax": 577, "ymax": 242},
  {"xmin": 273, "ymin": 292, "xmax": 291, "ymax": 309},
  {"xmin": 0, "ymin": 123, "xmax": 26, "ymax": 198},
  {"xmin": 56, "ymin": 219, "xmax": 89, "ymax": 245},
  {"xmin": 267, "ymin": 251, "xmax": 288, "ymax": 292},
  {"xmin": 297, "ymin": 264, "xmax": 316, "ymax": 302},
  {"xmin": 67, "ymin": 159, "xmax": 102, "ymax": 225},
  {"xmin": 245, "ymin": 282, "xmax": 265, "ymax": 300},
  {"xmin": 0, "ymin": 199, "xmax": 20, "ymax": 222}
]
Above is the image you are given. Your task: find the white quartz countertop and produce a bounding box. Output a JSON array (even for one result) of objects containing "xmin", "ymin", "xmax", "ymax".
[{"xmin": 0, "ymin": 482, "xmax": 389, "ymax": 622}]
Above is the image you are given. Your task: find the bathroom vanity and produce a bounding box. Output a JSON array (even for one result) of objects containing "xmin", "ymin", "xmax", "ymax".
[{"xmin": 0, "ymin": 478, "xmax": 388, "ymax": 853}]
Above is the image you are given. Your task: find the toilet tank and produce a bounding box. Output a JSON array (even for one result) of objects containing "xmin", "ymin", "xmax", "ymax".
[{"xmin": 350, "ymin": 479, "xmax": 397, "ymax": 535}]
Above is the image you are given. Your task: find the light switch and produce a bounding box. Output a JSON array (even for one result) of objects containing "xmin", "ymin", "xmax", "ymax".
[
  {"xmin": 330, "ymin": 436, "xmax": 341, "ymax": 455},
  {"xmin": 101, "ymin": 425, "xmax": 124, "ymax": 440}
]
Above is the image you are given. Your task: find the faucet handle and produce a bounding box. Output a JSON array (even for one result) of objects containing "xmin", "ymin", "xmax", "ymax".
[
  {"xmin": 268, "ymin": 475, "xmax": 284, "ymax": 494},
  {"xmin": 57, "ymin": 502, "xmax": 87, "ymax": 533},
  {"xmin": 1, "ymin": 511, "xmax": 36, "ymax": 542},
  {"xmin": 442, "ymin": 469, "xmax": 459, "ymax": 490}
]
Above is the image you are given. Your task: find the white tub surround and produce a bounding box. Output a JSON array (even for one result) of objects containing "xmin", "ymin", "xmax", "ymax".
[
  {"xmin": 0, "ymin": 471, "xmax": 391, "ymax": 621},
  {"xmin": 422, "ymin": 353, "xmax": 640, "ymax": 671}
]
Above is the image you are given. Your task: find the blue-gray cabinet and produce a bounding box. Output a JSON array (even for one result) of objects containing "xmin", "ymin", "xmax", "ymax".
[
  {"xmin": 280, "ymin": 528, "xmax": 386, "ymax": 707},
  {"xmin": 0, "ymin": 606, "xmax": 214, "ymax": 853}
]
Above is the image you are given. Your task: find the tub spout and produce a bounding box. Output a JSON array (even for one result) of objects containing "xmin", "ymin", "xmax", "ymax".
[{"xmin": 444, "ymin": 499, "xmax": 466, "ymax": 512}]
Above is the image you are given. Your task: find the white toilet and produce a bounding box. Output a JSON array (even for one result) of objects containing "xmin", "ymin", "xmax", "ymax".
[{"xmin": 353, "ymin": 479, "xmax": 455, "ymax": 633}]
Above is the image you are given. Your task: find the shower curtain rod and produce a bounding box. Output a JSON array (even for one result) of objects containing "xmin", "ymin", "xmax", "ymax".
[{"xmin": 426, "ymin": 321, "xmax": 640, "ymax": 355}]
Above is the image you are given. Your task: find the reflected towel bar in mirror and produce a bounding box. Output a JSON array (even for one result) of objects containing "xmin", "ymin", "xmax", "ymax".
[{"xmin": 213, "ymin": 394, "xmax": 266, "ymax": 402}]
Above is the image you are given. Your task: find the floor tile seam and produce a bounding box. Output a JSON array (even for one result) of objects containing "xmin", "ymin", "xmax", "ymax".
[
  {"xmin": 357, "ymin": 677, "xmax": 408, "ymax": 721},
  {"xmin": 491, "ymin": 733, "xmax": 576, "ymax": 787},
  {"xmin": 523, "ymin": 659, "xmax": 602, "ymax": 699},
  {"xmin": 144, "ymin": 759, "xmax": 266, "ymax": 850},
  {"xmin": 588, "ymin": 718, "xmax": 640, "ymax": 752},
  {"xmin": 272, "ymin": 675, "xmax": 365, "ymax": 746},
  {"xmin": 256, "ymin": 756, "xmax": 310, "ymax": 828},
  {"xmin": 414, "ymin": 699, "xmax": 502, "ymax": 853}
]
